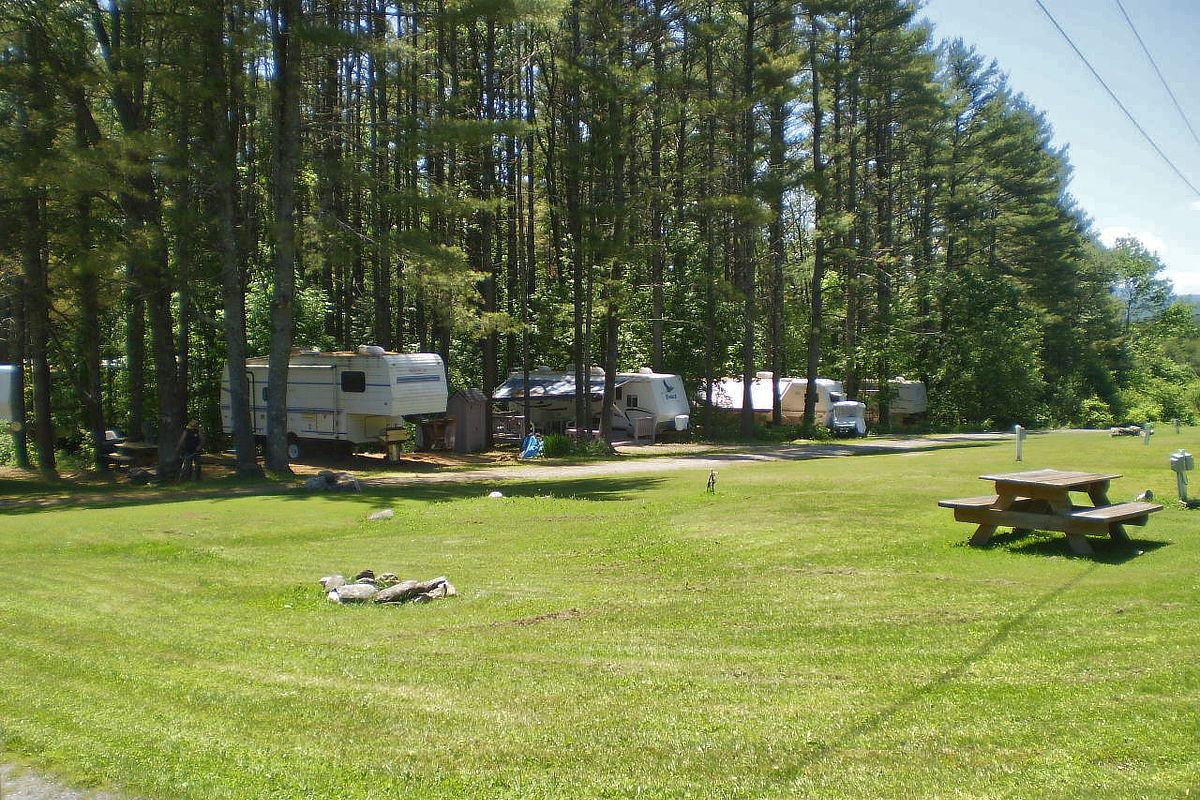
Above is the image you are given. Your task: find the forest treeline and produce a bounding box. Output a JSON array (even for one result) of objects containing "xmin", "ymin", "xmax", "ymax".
[{"xmin": 2, "ymin": 0, "xmax": 1198, "ymax": 478}]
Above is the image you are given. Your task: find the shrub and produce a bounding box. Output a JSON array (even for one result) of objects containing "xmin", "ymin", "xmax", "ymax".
[
  {"xmin": 1078, "ymin": 398, "xmax": 1114, "ymax": 429},
  {"xmin": 541, "ymin": 433, "xmax": 574, "ymax": 458},
  {"xmin": 540, "ymin": 433, "xmax": 617, "ymax": 458},
  {"xmin": 795, "ymin": 422, "xmax": 833, "ymax": 441},
  {"xmin": 0, "ymin": 433, "xmax": 18, "ymax": 467}
]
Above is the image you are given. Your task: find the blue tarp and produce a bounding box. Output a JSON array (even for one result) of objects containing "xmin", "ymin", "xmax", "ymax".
[{"xmin": 520, "ymin": 434, "xmax": 545, "ymax": 459}]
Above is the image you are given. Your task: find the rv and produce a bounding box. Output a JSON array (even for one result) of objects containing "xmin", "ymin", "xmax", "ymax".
[
  {"xmin": 492, "ymin": 367, "xmax": 690, "ymax": 436},
  {"xmin": 0, "ymin": 365, "xmax": 16, "ymax": 421},
  {"xmin": 221, "ymin": 347, "xmax": 448, "ymax": 459},
  {"xmin": 860, "ymin": 377, "xmax": 927, "ymax": 425},
  {"xmin": 702, "ymin": 372, "xmax": 845, "ymax": 426}
]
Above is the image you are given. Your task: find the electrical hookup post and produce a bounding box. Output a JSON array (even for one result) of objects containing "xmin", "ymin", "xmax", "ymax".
[
  {"xmin": 1014, "ymin": 424, "xmax": 1026, "ymax": 462},
  {"xmin": 1170, "ymin": 449, "xmax": 1194, "ymax": 503}
]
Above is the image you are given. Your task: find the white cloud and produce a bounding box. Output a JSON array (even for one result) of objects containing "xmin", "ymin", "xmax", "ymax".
[
  {"xmin": 1098, "ymin": 227, "xmax": 1168, "ymax": 256},
  {"xmin": 1190, "ymin": 200, "xmax": 1200, "ymax": 212}
]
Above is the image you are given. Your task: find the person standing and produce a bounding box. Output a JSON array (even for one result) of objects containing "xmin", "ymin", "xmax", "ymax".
[{"xmin": 178, "ymin": 419, "xmax": 205, "ymax": 480}]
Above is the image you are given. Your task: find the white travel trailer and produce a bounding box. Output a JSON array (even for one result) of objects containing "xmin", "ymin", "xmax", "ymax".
[
  {"xmin": 0, "ymin": 364, "xmax": 17, "ymax": 421},
  {"xmin": 861, "ymin": 377, "xmax": 928, "ymax": 425},
  {"xmin": 702, "ymin": 372, "xmax": 845, "ymax": 426},
  {"xmin": 492, "ymin": 366, "xmax": 690, "ymax": 436},
  {"xmin": 221, "ymin": 347, "xmax": 448, "ymax": 459}
]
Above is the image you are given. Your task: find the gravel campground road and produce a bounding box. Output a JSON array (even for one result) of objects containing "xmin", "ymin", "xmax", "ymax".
[
  {"xmin": 0, "ymin": 431, "xmax": 1023, "ymax": 798},
  {"xmin": 0, "ymin": 764, "xmax": 131, "ymax": 800},
  {"xmin": 356, "ymin": 432, "xmax": 1012, "ymax": 487}
]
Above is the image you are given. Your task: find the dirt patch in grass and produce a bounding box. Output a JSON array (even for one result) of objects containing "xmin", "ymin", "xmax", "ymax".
[{"xmin": 495, "ymin": 608, "xmax": 585, "ymax": 627}]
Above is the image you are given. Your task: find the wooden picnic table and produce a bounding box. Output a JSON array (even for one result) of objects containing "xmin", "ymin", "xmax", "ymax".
[
  {"xmin": 940, "ymin": 468, "xmax": 1162, "ymax": 556},
  {"xmin": 112, "ymin": 440, "xmax": 159, "ymax": 467}
]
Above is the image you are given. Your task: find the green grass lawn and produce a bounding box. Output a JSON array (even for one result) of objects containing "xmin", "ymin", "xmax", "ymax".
[{"xmin": 1, "ymin": 430, "xmax": 1197, "ymax": 799}]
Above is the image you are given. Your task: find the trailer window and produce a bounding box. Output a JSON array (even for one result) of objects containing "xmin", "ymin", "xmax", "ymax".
[
  {"xmin": 341, "ymin": 371, "xmax": 366, "ymax": 393},
  {"xmin": 626, "ymin": 394, "xmax": 639, "ymax": 408}
]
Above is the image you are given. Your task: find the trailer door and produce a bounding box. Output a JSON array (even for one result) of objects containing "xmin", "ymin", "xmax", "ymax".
[{"xmin": 289, "ymin": 365, "xmax": 338, "ymax": 440}]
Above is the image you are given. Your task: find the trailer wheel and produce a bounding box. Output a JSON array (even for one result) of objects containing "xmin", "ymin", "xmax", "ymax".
[{"xmin": 286, "ymin": 436, "xmax": 302, "ymax": 461}]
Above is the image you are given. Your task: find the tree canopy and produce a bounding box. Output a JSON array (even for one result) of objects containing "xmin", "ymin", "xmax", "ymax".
[{"xmin": 1, "ymin": 0, "xmax": 1196, "ymax": 475}]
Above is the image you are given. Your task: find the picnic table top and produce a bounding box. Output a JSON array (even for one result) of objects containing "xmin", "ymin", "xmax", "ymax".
[
  {"xmin": 978, "ymin": 468, "xmax": 1121, "ymax": 489},
  {"xmin": 116, "ymin": 441, "xmax": 159, "ymax": 452}
]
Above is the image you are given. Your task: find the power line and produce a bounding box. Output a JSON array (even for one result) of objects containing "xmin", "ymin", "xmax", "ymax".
[
  {"xmin": 1035, "ymin": 0, "xmax": 1200, "ymax": 198},
  {"xmin": 1113, "ymin": 0, "xmax": 1200, "ymax": 155}
]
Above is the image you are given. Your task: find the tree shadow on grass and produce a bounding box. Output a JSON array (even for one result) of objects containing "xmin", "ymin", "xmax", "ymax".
[
  {"xmin": 702, "ymin": 438, "xmax": 999, "ymax": 463},
  {"xmin": 787, "ymin": 562, "xmax": 1102, "ymax": 777},
  {"xmin": 0, "ymin": 474, "xmax": 667, "ymax": 515},
  {"xmin": 278, "ymin": 475, "xmax": 668, "ymax": 506}
]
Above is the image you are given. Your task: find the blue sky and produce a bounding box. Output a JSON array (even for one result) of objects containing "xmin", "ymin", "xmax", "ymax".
[{"xmin": 917, "ymin": 0, "xmax": 1200, "ymax": 294}]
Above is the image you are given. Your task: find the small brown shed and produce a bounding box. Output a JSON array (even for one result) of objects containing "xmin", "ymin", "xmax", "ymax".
[{"xmin": 448, "ymin": 388, "xmax": 489, "ymax": 453}]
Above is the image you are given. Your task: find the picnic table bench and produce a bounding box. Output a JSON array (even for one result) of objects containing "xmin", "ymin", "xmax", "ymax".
[
  {"xmin": 940, "ymin": 469, "xmax": 1162, "ymax": 556},
  {"xmin": 103, "ymin": 452, "xmax": 135, "ymax": 467}
]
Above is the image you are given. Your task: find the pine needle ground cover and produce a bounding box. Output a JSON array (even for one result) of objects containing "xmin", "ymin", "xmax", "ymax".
[{"xmin": 0, "ymin": 431, "xmax": 1197, "ymax": 799}]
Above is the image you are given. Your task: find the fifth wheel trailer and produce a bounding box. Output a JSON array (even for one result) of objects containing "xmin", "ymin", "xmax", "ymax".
[
  {"xmin": 492, "ymin": 367, "xmax": 690, "ymax": 435},
  {"xmin": 221, "ymin": 347, "xmax": 447, "ymax": 459}
]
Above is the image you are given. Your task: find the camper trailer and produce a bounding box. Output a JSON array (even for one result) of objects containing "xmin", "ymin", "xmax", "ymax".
[
  {"xmin": 861, "ymin": 377, "xmax": 928, "ymax": 425},
  {"xmin": 492, "ymin": 367, "xmax": 690, "ymax": 436},
  {"xmin": 703, "ymin": 372, "xmax": 845, "ymax": 426},
  {"xmin": 221, "ymin": 347, "xmax": 448, "ymax": 459},
  {"xmin": 0, "ymin": 365, "xmax": 16, "ymax": 421}
]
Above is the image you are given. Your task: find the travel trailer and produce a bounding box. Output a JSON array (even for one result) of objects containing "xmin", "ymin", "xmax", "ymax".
[
  {"xmin": 702, "ymin": 372, "xmax": 845, "ymax": 426},
  {"xmin": 0, "ymin": 365, "xmax": 16, "ymax": 421},
  {"xmin": 860, "ymin": 377, "xmax": 928, "ymax": 425},
  {"xmin": 492, "ymin": 367, "xmax": 690, "ymax": 436},
  {"xmin": 221, "ymin": 347, "xmax": 448, "ymax": 459}
]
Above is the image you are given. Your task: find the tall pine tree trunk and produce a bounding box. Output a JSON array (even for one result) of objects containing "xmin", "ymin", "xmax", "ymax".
[
  {"xmin": 16, "ymin": 35, "xmax": 56, "ymax": 478},
  {"xmin": 737, "ymin": 0, "xmax": 758, "ymax": 439},
  {"xmin": 566, "ymin": 4, "xmax": 587, "ymax": 439},
  {"xmin": 767, "ymin": 13, "xmax": 788, "ymax": 426},
  {"xmin": 207, "ymin": 0, "xmax": 261, "ymax": 476},
  {"xmin": 701, "ymin": 2, "xmax": 717, "ymax": 435},
  {"xmin": 370, "ymin": 0, "xmax": 392, "ymax": 347},
  {"xmin": 649, "ymin": 0, "xmax": 666, "ymax": 371},
  {"xmin": 600, "ymin": 13, "xmax": 627, "ymax": 445},
  {"xmin": 265, "ymin": 0, "xmax": 301, "ymax": 474},
  {"xmin": 22, "ymin": 191, "xmax": 56, "ymax": 479},
  {"xmin": 91, "ymin": 2, "xmax": 184, "ymax": 475},
  {"xmin": 803, "ymin": 13, "xmax": 827, "ymax": 429},
  {"xmin": 75, "ymin": 194, "xmax": 107, "ymax": 470},
  {"xmin": 9, "ymin": 286, "xmax": 30, "ymax": 470}
]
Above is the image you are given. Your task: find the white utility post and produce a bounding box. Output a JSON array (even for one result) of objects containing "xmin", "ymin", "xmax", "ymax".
[
  {"xmin": 1170, "ymin": 449, "xmax": 1194, "ymax": 502},
  {"xmin": 1014, "ymin": 424, "xmax": 1025, "ymax": 462}
]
